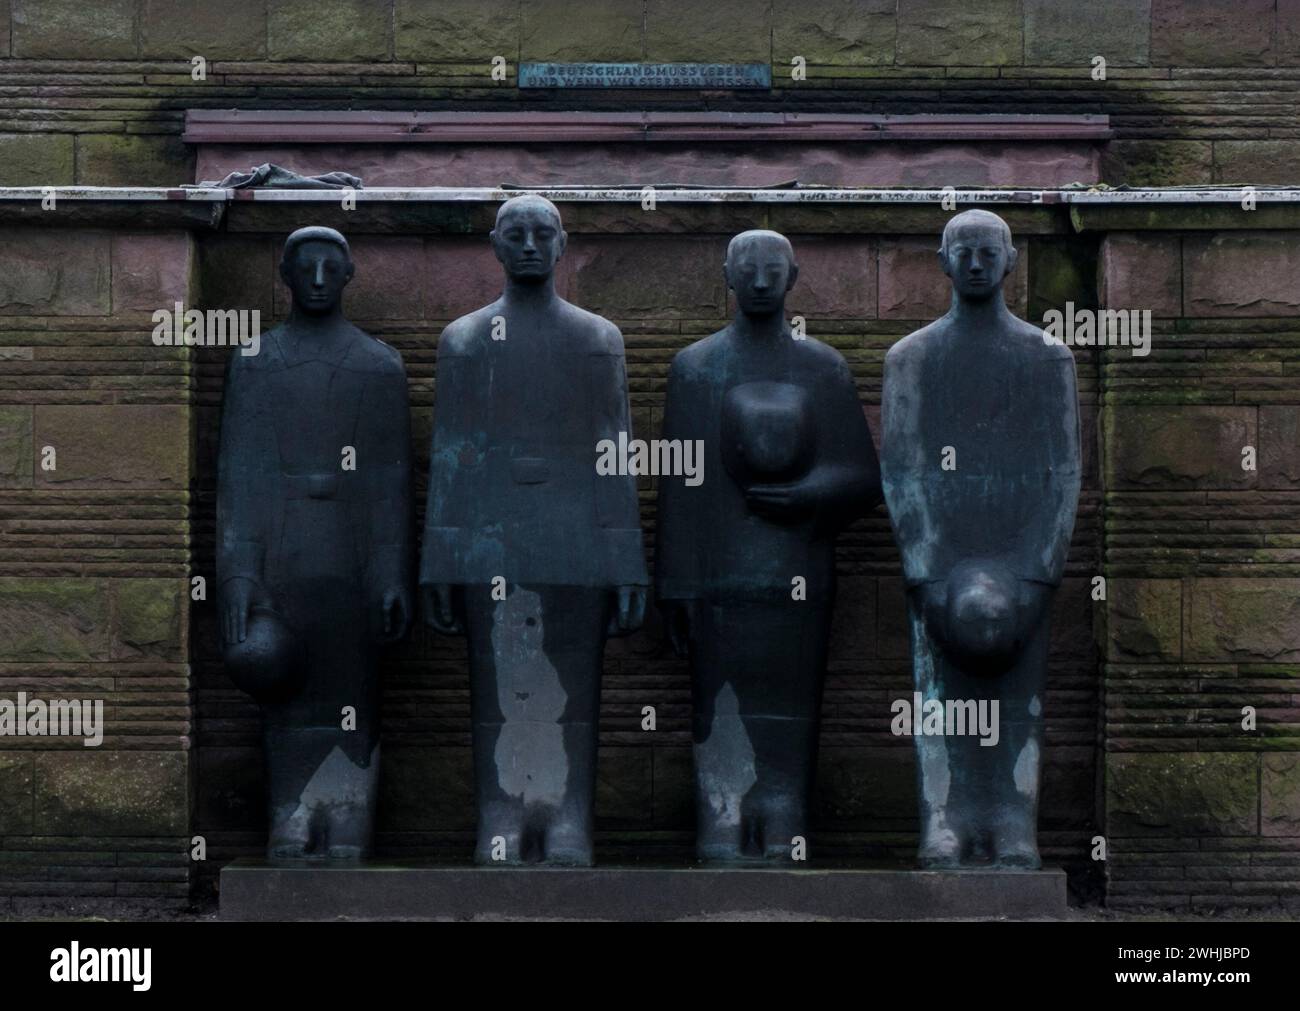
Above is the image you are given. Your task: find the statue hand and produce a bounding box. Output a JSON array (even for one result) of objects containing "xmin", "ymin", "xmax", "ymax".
[
  {"xmin": 915, "ymin": 580, "xmax": 949, "ymax": 642},
  {"xmin": 744, "ymin": 478, "xmax": 817, "ymax": 523},
  {"xmin": 1016, "ymin": 580, "xmax": 1053, "ymax": 636},
  {"xmin": 378, "ymin": 587, "xmax": 412, "ymax": 643},
  {"xmin": 221, "ymin": 577, "xmax": 260, "ymax": 646},
  {"xmin": 660, "ymin": 599, "xmax": 692, "ymax": 659},
  {"xmin": 422, "ymin": 583, "xmax": 463, "ymax": 635},
  {"xmin": 607, "ymin": 585, "xmax": 647, "ymax": 637}
]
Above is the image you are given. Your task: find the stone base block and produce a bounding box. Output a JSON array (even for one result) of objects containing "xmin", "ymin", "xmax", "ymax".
[{"xmin": 219, "ymin": 861, "xmax": 1068, "ymax": 921}]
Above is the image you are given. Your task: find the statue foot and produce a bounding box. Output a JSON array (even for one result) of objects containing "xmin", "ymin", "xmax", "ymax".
[
  {"xmin": 474, "ymin": 798, "xmax": 528, "ymax": 864},
  {"xmin": 917, "ymin": 822, "xmax": 962, "ymax": 869},
  {"xmin": 474, "ymin": 830, "xmax": 525, "ymax": 866},
  {"xmin": 994, "ymin": 842, "xmax": 1042, "ymax": 870},
  {"xmin": 993, "ymin": 812, "xmax": 1040, "ymax": 869},
  {"xmin": 269, "ymin": 841, "xmax": 312, "ymax": 861},
  {"xmin": 918, "ymin": 850, "xmax": 964, "ymax": 870},
  {"xmin": 268, "ymin": 817, "xmax": 313, "ymax": 861},
  {"xmin": 696, "ymin": 807, "xmax": 748, "ymax": 863},
  {"xmin": 323, "ymin": 806, "xmax": 373, "ymax": 860},
  {"xmin": 756, "ymin": 800, "xmax": 806, "ymax": 862},
  {"xmin": 542, "ymin": 844, "xmax": 593, "ymax": 867},
  {"xmin": 761, "ymin": 826, "xmax": 808, "ymax": 862},
  {"xmin": 697, "ymin": 841, "xmax": 749, "ymax": 864},
  {"xmin": 542, "ymin": 818, "xmax": 594, "ymax": 866}
]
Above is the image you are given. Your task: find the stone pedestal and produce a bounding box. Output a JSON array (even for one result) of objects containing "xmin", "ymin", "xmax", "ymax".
[{"xmin": 219, "ymin": 861, "xmax": 1068, "ymax": 921}]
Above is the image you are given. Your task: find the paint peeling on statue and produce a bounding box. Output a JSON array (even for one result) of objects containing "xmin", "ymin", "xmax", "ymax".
[
  {"xmin": 655, "ymin": 229, "xmax": 882, "ymax": 863},
  {"xmin": 881, "ymin": 210, "xmax": 1081, "ymax": 870},
  {"xmin": 217, "ymin": 226, "xmax": 414, "ymax": 860},
  {"xmin": 420, "ymin": 195, "xmax": 649, "ymax": 867}
]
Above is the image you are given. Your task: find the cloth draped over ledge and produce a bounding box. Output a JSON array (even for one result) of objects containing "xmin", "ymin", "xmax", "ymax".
[{"xmin": 191, "ymin": 163, "xmax": 364, "ymax": 189}]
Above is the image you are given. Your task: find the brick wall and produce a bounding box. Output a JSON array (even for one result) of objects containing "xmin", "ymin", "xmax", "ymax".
[{"xmin": 0, "ymin": 1, "xmax": 1298, "ymax": 187}]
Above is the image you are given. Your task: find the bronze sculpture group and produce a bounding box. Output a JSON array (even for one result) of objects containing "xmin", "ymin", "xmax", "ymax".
[{"xmin": 216, "ymin": 201, "xmax": 1081, "ymax": 871}]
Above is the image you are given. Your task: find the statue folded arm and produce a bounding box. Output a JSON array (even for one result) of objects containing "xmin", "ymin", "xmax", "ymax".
[
  {"xmin": 810, "ymin": 356, "xmax": 882, "ymax": 530},
  {"xmin": 742, "ymin": 355, "xmax": 881, "ymax": 530}
]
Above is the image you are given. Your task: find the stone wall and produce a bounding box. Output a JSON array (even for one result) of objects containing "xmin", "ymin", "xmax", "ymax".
[
  {"xmin": 0, "ymin": 218, "xmax": 196, "ymax": 916},
  {"xmin": 2, "ymin": 189, "xmax": 1298, "ymax": 914},
  {"xmin": 0, "ymin": 0, "xmax": 1297, "ymax": 188},
  {"xmin": 0, "ymin": 0, "xmax": 1298, "ymax": 917},
  {"xmin": 1096, "ymin": 221, "xmax": 1300, "ymax": 912}
]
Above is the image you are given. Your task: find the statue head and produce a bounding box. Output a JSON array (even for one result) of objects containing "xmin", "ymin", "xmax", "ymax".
[
  {"xmin": 938, "ymin": 210, "xmax": 1017, "ymax": 303},
  {"xmin": 491, "ymin": 194, "xmax": 566, "ymax": 282},
  {"xmin": 724, "ymin": 229, "xmax": 798, "ymax": 318},
  {"xmin": 279, "ymin": 226, "xmax": 354, "ymax": 316}
]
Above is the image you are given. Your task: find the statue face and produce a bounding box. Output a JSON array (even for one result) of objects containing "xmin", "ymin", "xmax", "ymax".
[
  {"xmin": 941, "ymin": 221, "xmax": 1014, "ymax": 302},
  {"xmin": 726, "ymin": 236, "xmax": 797, "ymax": 317},
  {"xmin": 282, "ymin": 239, "xmax": 353, "ymax": 315},
  {"xmin": 492, "ymin": 204, "xmax": 565, "ymax": 281}
]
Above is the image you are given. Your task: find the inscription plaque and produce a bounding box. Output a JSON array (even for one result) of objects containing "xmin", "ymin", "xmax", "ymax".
[{"xmin": 519, "ymin": 62, "xmax": 771, "ymax": 89}]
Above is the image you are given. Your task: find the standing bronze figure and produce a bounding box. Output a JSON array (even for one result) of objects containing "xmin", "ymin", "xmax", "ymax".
[
  {"xmin": 656, "ymin": 229, "xmax": 882, "ymax": 863},
  {"xmin": 218, "ymin": 226, "xmax": 414, "ymax": 860},
  {"xmin": 420, "ymin": 195, "xmax": 648, "ymax": 866},
  {"xmin": 881, "ymin": 210, "xmax": 1081, "ymax": 869}
]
